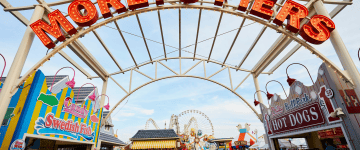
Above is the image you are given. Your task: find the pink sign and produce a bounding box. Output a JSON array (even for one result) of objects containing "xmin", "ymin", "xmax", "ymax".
[{"xmin": 63, "ymin": 97, "xmax": 89, "ymax": 118}]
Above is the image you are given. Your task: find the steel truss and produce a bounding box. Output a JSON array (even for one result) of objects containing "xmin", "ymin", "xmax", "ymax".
[{"xmin": 0, "ymin": 0, "xmax": 357, "ymax": 141}]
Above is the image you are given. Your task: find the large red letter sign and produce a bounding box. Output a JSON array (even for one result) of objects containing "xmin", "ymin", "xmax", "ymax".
[
  {"xmin": 273, "ymin": 0, "xmax": 308, "ymax": 33},
  {"xmin": 214, "ymin": 0, "xmax": 224, "ymax": 6},
  {"xmin": 250, "ymin": 0, "xmax": 277, "ymax": 20},
  {"xmin": 181, "ymin": 0, "xmax": 197, "ymax": 4},
  {"xmin": 339, "ymin": 89, "xmax": 360, "ymax": 114},
  {"xmin": 299, "ymin": 15, "xmax": 335, "ymax": 44},
  {"xmin": 68, "ymin": 0, "xmax": 99, "ymax": 27},
  {"xmin": 97, "ymin": 0, "xmax": 126, "ymax": 18},
  {"xmin": 30, "ymin": 9, "xmax": 77, "ymax": 49},
  {"xmin": 238, "ymin": 0, "xmax": 251, "ymax": 11},
  {"xmin": 127, "ymin": 0, "xmax": 149, "ymax": 10}
]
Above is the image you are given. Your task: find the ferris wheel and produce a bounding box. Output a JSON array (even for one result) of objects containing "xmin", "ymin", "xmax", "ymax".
[{"xmin": 177, "ymin": 110, "xmax": 214, "ymax": 136}]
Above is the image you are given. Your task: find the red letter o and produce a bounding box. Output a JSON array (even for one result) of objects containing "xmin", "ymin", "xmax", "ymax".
[{"xmin": 68, "ymin": 0, "xmax": 99, "ymax": 27}]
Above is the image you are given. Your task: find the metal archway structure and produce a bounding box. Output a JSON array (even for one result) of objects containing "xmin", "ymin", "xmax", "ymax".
[
  {"xmin": 145, "ymin": 118, "xmax": 160, "ymax": 129},
  {"xmin": 0, "ymin": 0, "xmax": 358, "ymax": 141}
]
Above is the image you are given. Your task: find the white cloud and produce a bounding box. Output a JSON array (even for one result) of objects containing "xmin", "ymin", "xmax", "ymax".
[{"xmin": 119, "ymin": 112, "xmax": 135, "ymax": 117}]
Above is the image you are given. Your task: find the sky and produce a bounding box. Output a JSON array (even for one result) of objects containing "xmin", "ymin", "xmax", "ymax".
[{"xmin": 0, "ymin": 0, "xmax": 360, "ymax": 144}]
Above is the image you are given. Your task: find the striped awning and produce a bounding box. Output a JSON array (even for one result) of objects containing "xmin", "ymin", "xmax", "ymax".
[{"xmin": 131, "ymin": 140, "xmax": 176, "ymax": 149}]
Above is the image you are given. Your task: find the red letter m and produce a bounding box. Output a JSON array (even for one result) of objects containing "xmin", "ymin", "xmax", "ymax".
[{"xmin": 30, "ymin": 9, "xmax": 77, "ymax": 49}]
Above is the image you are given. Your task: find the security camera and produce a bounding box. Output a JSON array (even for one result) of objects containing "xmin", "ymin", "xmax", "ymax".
[
  {"xmin": 329, "ymin": 108, "xmax": 345, "ymax": 118},
  {"xmin": 336, "ymin": 108, "xmax": 345, "ymax": 117}
]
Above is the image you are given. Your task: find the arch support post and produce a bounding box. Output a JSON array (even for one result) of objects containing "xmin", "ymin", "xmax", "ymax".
[
  {"xmin": 95, "ymin": 76, "xmax": 108, "ymax": 150},
  {"xmin": 313, "ymin": 0, "xmax": 360, "ymax": 94},
  {"xmin": 253, "ymin": 74, "xmax": 264, "ymax": 104},
  {"xmin": 0, "ymin": 5, "xmax": 45, "ymax": 126}
]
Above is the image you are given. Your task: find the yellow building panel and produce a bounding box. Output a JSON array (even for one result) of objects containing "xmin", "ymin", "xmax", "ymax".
[{"xmin": 132, "ymin": 140, "xmax": 176, "ymax": 149}]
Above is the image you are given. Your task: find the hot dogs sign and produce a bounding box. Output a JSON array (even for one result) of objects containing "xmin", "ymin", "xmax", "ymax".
[{"xmin": 261, "ymin": 63, "xmax": 360, "ymax": 135}]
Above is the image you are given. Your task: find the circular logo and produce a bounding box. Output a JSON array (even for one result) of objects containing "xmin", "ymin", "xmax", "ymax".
[
  {"xmin": 10, "ymin": 139, "xmax": 25, "ymax": 150},
  {"xmin": 325, "ymin": 88, "xmax": 334, "ymax": 99}
]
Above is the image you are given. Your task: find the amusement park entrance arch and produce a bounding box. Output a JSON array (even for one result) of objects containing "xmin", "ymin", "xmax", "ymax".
[{"xmin": 0, "ymin": 0, "xmax": 357, "ymax": 144}]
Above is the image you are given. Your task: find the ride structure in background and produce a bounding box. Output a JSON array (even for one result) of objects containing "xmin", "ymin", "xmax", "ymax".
[{"xmin": 144, "ymin": 118, "xmax": 160, "ymax": 130}]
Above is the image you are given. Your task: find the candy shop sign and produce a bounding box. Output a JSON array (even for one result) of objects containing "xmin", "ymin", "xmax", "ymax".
[
  {"xmin": 30, "ymin": 0, "xmax": 336, "ymax": 49},
  {"xmin": 270, "ymin": 103, "xmax": 325, "ymax": 134},
  {"xmin": 35, "ymin": 113, "xmax": 95, "ymax": 141},
  {"xmin": 63, "ymin": 97, "xmax": 89, "ymax": 118}
]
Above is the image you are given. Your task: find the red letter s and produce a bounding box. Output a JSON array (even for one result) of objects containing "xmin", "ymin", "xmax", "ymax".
[
  {"xmin": 45, "ymin": 114, "xmax": 53, "ymax": 127},
  {"xmin": 300, "ymin": 15, "xmax": 335, "ymax": 44}
]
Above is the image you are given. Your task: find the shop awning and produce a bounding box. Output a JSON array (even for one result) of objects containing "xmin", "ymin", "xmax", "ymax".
[{"xmin": 131, "ymin": 140, "xmax": 176, "ymax": 149}]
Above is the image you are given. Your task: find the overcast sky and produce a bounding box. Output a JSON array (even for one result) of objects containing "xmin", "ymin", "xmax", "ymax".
[{"xmin": 1, "ymin": 0, "xmax": 359, "ymax": 143}]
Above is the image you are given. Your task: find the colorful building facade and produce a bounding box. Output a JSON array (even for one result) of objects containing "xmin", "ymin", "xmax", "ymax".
[{"xmin": 0, "ymin": 70, "xmax": 103, "ymax": 149}]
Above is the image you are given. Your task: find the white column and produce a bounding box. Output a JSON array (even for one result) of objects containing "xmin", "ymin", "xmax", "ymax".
[
  {"xmin": 97, "ymin": 77, "xmax": 108, "ymax": 150},
  {"xmin": 253, "ymin": 74, "xmax": 264, "ymax": 103},
  {"xmin": 0, "ymin": 6, "xmax": 45, "ymax": 125},
  {"xmin": 99, "ymin": 77, "xmax": 109, "ymax": 109},
  {"xmin": 313, "ymin": 0, "xmax": 360, "ymax": 94}
]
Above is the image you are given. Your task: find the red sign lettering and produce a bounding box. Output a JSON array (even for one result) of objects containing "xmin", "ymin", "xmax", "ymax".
[
  {"xmin": 339, "ymin": 89, "xmax": 360, "ymax": 113},
  {"xmin": 299, "ymin": 15, "xmax": 335, "ymax": 44},
  {"xmin": 214, "ymin": 0, "xmax": 224, "ymax": 6},
  {"xmin": 29, "ymin": 0, "xmax": 336, "ymax": 48},
  {"xmin": 238, "ymin": 0, "xmax": 251, "ymax": 11},
  {"xmin": 30, "ymin": 9, "xmax": 77, "ymax": 49},
  {"xmin": 271, "ymin": 103, "xmax": 324, "ymax": 134},
  {"xmin": 68, "ymin": 0, "xmax": 99, "ymax": 26},
  {"xmin": 97, "ymin": 0, "xmax": 126, "ymax": 18},
  {"xmin": 250, "ymin": 0, "xmax": 277, "ymax": 20},
  {"xmin": 128, "ymin": 0, "xmax": 149, "ymax": 10},
  {"xmin": 273, "ymin": 0, "xmax": 308, "ymax": 33}
]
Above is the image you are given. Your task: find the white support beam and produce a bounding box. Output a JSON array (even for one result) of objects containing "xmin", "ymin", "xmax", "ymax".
[
  {"xmin": 208, "ymin": 12, "xmax": 223, "ymax": 61},
  {"xmin": 58, "ymin": 50, "xmax": 92, "ymax": 78},
  {"xmin": 157, "ymin": 10, "xmax": 167, "ymax": 59},
  {"xmin": 183, "ymin": 60, "xmax": 202, "ymax": 75},
  {"xmin": 68, "ymin": 41, "xmax": 109, "ymax": 80},
  {"xmin": 114, "ymin": 21, "xmax": 139, "ymax": 67},
  {"xmin": 234, "ymin": 72, "xmax": 251, "ymax": 91},
  {"xmin": 0, "ymin": 0, "xmax": 30, "ymax": 26},
  {"xmin": 253, "ymin": 3, "xmax": 316, "ymax": 76},
  {"xmin": 110, "ymin": 76, "xmax": 129, "ymax": 94},
  {"xmin": 236, "ymin": 0, "xmax": 286, "ymax": 70},
  {"xmin": 268, "ymin": 44, "xmax": 302, "ymax": 73},
  {"xmin": 38, "ymin": 0, "xmax": 109, "ymax": 80},
  {"xmin": 207, "ymin": 67, "xmax": 226, "ymax": 79},
  {"xmin": 99, "ymin": 77, "xmax": 109, "ymax": 128},
  {"xmin": 237, "ymin": 26, "xmax": 267, "ymax": 68},
  {"xmin": 313, "ymin": 0, "xmax": 360, "ymax": 92},
  {"xmin": 92, "ymin": 30, "xmax": 123, "ymax": 71},
  {"xmin": 158, "ymin": 61, "xmax": 179, "ymax": 75},
  {"xmin": 0, "ymin": 5, "xmax": 45, "ymax": 135},
  {"xmin": 3, "ymin": 5, "xmax": 36, "ymax": 11},
  {"xmin": 179, "ymin": 8, "xmax": 181, "ymax": 57},
  {"xmin": 228, "ymin": 67, "xmax": 233, "ymax": 90},
  {"xmin": 135, "ymin": 14, "xmax": 152, "ymax": 62},
  {"xmin": 134, "ymin": 69, "xmax": 154, "ymax": 80}
]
